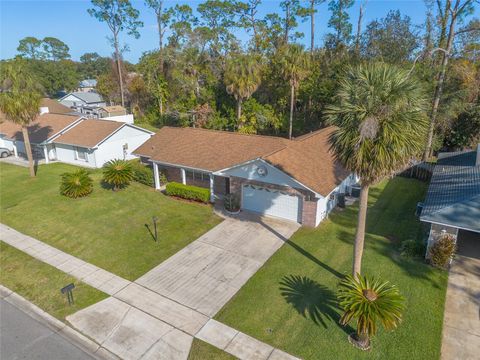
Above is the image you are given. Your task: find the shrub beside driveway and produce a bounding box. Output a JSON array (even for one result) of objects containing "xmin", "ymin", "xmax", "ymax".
[
  {"xmin": 0, "ymin": 163, "xmax": 222, "ymax": 280},
  {"xmin": 214, "ymin": 177, "xmax": 448, "ymax": 360}
]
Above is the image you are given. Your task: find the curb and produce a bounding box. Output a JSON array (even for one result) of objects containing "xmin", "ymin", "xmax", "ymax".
[{"xmin": 0, "ymin": 285, "xmax": 118, "ymax": 360}]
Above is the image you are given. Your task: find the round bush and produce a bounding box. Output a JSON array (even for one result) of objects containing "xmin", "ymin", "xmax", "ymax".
[
  {"xmin": 400, "ymin": 239, "xmax": 426, "ymax": 258},
  {"xmin": 429, "ymin": 233, "xmax": 457, "ymax": 268},
  {"xmin": 60, "ymin": 169, "xmax": 93, "ymax": 198},
  {"xmin": 103, "ymin": 159, "xmax": 134, "ymax": 191}
]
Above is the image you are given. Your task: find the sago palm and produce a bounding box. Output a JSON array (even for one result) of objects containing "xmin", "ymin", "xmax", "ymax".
[
  {"xmin": 0, "ymin": 60, "xmax": 42, "ymax": 177},
  {"xmin": 60, "ymin": 169, "xmax": 94, "ymax": 199},
  {"xmin": 324, "ymin": 63, "xmax": 428, "ymax": 276},
  {"xmin": 278, "ymin": 44, "xmax": 309, "ymax": 139},
  {"xmin": 224, "ymin": 54, "xmax": 262, "ymax": 127},
  {"xmin": 103, "ymin": 159, "xmax": 134, "ymax": 191},
  {"xmin": 338, "ymin": 274, "xmax": 405, "ymax": 350}
]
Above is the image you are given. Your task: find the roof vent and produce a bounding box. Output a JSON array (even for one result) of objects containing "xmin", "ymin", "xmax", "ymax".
[{"xmin": 39, "ymin": 106, "xmax": 49, "ymax": 115}]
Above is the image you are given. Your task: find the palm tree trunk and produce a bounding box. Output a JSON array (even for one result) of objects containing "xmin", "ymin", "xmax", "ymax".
[
  {"xmin": 352, "ymin": 185, "xmax": 369, "ymax": 277},
  {"xmin": 237, "ymin": 98, "xmax": 243, "ymax": 128},
  {"xmin": 289, "ymin": 85, "xmax": 294, "ymax": 139},
  {"xmin": 113, "ymin": 35, "xmax": 125, "ymax": 108},
  {"xmin": 423, "ymin": 5, "xmax": 456, "ymax": 161},
  {"xmin": 22, "ymin": 126, "xmax": 35, "ymax": 177}
]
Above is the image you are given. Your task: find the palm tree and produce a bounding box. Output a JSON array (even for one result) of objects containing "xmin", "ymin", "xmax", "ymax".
[
  {"xmin": 279, "ymin": 44, "xmax": 309, "ymax": 139},
  {"xmin": 0, "ymin": 61, "xmax": 41, "ymax": 177},
  {"xmin": 338, "ymin": 274, "xmax": 405, "ymax": 350},
  {"xmin": 224, "ymin": 54, "xmax": 262, "ymax": 127},
  {"xmin": 103, "ymin": 159, "xmax": 134, "ymax": 191},
  {"xmin": 324, "ymin": 63, "xmax": 428, "ymax": 277}
]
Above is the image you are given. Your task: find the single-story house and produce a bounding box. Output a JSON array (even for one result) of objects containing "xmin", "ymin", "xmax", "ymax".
[
  {"xmin": 0, "ymin": 109, "xmax": 153, "ymax": 168},
  {"xmin": 134, "ymin": 126, "xmax": 357, "ymax": 226},
  {"xmin": 75, "ymin": 105, "xmax": 134, "ymax": 124},
  {"xmin": 77, "ymin": 79, "xmax": 97, "ymax": 93},
  {"xmin": 59, "ymin": 91, "xmax": 106, "ymax": 108},
  {"xmin": 39, "ymin": 98, "xmax": 74, "ymax": 115},
  {"xmin": 420, "ymin": 145, "xmax": 480, "ymax": 251}
]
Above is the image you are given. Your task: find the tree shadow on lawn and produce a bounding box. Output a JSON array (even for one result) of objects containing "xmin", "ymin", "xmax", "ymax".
[
  {"xmin": 258, "ymin": 220, "xmax": 344, "ymax": 279},
  {"xmin": 329, "ymin": 179, "xmax": 443, "ymax": 287},
  {"xmin": 279, "ymin": 275, "xmax": 353, "ymax": 334}
]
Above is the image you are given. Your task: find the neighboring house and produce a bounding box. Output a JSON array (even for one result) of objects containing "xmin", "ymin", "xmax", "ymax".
[
  {"xmin": 40, "ymin": 98, "xmax": 74, "ymax": 115},
  {"xmin": 75, "ymin": 105, "xmax": 134, "ymax": 124},
  {"xmin": 53, "ymin": 119, "xmax": 153, "ymax": 167},
  {"xmin": 0, "ymin": 109, "xmax": 153, "ymax": 168},
  {"xmin": 420, "ymin": 145, "xmax": 480, "ymax": 251},
  {"xmin": 59, "ymin": 91, "xmax": 106, "ymax": 108},
  {"xmin": 77, "ymin": 79, "xmax": 97, "ymax": 93},
  {"xmin": 134, "ymin": 126, "xmax": 357, "ymax": 226}
]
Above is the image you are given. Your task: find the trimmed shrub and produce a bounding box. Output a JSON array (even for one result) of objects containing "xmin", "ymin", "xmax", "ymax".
[
  {"xmin": 400, "ymin": 239, "xmax": 426, "ymax": 258},
  {"xmin": 130, "ymin": 160, "xmax": 154, "ymax": 187},
  {"xmin": 224, "ymin": 193, "xmax": 240, "ymax": 212},
  {"xmin": 60, "ymin": 169, "xmax": 93, "ymax": 198},
  {"xmin": 165, "ymin": 182, "xmax": 210, "ymax": 203},
  {"xmin": 429, "ymin": 233, "xmax": 457, "ymax": 269},
  {"xmin": 103, "ymin": 159, "xmax": 134, "ymax": 191}
]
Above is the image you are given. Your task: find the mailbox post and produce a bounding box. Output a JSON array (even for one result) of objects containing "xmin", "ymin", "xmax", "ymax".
[{"xmin": 61, "ymin": 283, "xmax": 75, "ymax": 305}]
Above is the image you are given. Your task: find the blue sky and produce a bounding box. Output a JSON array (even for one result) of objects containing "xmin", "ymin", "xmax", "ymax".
[{"xmin": 1, "ymin": 0, "xmax": 479, "ymax": 63}]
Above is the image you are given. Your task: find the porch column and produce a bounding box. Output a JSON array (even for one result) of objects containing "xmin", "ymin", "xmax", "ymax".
[
  {"xmin": 153, "ymin": 162, "xmax": 160, "ymax": 190},
  {"xmin": 209, "ymin": 174, "xmax": 215, "ymax": 202},
  {"xmin": 43, "ymin": 145, "xmax": 49, "ymax": 164},
  {"xmin": 181, "ymin": 168, "xmax": 186, "ymax": 185},
  {"xmin": 13, "ymin": 143, "xmax": 18, "ymax": 158}
]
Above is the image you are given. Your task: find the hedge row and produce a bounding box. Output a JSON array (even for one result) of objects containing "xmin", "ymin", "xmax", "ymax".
[
  {"xmin": 130, "ymin": 160, "xmax": 154, "ymax": 187},
  {"xmin": 165, "ymin": 182, "xmax": 210, "ymax": 203}
]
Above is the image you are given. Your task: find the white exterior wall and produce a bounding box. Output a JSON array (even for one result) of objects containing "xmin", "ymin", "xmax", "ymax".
[
  {"xmin": 94, "ymin": 126, "xmax": 152, "ymax": 167},
  {"xmin": 101, "ymin": 114, "xmax": 134, "ymax": 124},
  {"xmin": 54, "ymin": 143, "xmax": 97, "ymax": 167},
  {"xmin": 315, "ymin": 173, "xmax": 357, "ymax": 226}
]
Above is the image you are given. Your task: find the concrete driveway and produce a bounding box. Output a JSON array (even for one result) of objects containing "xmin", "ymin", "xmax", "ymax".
[
  {"xmin": 67, "ymin": 215, "xmax": 300, "ymax": 359},
  {"xmin": 135, "ymin": 215, "xmax": 299, "ymax": 317},
  {"xmin": 441, "ymin": 230, "xmax": 480, "ymax": 360}
]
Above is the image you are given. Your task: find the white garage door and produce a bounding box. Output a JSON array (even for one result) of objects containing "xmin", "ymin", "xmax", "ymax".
[{"xmin": 242, "ymin": 185, "xmax": 302, "ymax": 223}]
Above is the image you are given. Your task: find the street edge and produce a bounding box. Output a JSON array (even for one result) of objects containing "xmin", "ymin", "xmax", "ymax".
[{"xmin": 0, "ymin": 284, "xmax": 119, "ymax": 360}]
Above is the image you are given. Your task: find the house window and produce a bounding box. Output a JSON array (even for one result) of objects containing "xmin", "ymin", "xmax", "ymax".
[
  {"xmin": 186, "ymin": 169, "xmax": 207, "ymax": 181},
  {"xmin": 75, "ymin": 147, "xmax": 88, "ymax": 162}
]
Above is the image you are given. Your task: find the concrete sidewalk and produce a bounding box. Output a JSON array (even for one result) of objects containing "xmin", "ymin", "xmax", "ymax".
[
  {"xmin": 1, "ymin": 220, "xmax": 300, "ymax": 360},
  {"xmin": 441, "ymin": 231, "xmax": 480, "ymax": 360}
]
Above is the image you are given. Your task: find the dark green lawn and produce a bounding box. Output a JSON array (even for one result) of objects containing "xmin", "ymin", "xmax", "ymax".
[
  {"xmin": 188, "ymin": 339, "xmax": 236, "ymax": 360},
  {"xmin": 0, "ymin": 163, "xmax": 221, "ymax": 280},
  {"xmin": 0, "ymin": 242, "xmax": 107, "ymax": 320},
  {"xmin": 215, "ymin": 177, "xmax": 448, "ymax": 360}
]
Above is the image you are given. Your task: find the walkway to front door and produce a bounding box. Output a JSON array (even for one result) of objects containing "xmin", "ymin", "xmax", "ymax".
[{"xmin": 441, "ymin": 230, "xmax": 480, "ymax": 360}]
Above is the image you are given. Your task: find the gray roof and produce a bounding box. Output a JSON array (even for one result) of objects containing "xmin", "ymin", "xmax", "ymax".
[
  {"xmin": 79, "ymin": 79, "xmax": 97, "ymax": 88},
  {"xmin": 69, "ymin": 92, "xmax": 103, "ymax": 104},
  {"xmin": 420, "ymin": 150, "xmax": 480, "ymax": 233}
]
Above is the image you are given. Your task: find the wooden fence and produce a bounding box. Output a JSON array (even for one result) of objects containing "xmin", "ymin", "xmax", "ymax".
[{"xmin": 398, "ymin": 162, "xmax": 435, "ymax": 182}]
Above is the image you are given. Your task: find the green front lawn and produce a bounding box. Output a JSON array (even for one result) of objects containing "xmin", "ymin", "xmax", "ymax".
[
  {"xmin": 188, "ymin": 339, "xmax": 236, "ymax": 360},
  {"xmin": 0, "ymin": 163, "xmax": 221, "ymax": 280},
  {"xmin": 215, "ymin": 177, "xmax": 448, "ymax": 360},
  {"xmin": 0, "ymin": 242, "xmax": 107, "ymax": 320}
]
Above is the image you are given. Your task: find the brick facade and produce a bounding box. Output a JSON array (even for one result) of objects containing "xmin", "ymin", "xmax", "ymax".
[{"xmin": 156, "ymin": 163, "xmax": 319, "ymax": 227}]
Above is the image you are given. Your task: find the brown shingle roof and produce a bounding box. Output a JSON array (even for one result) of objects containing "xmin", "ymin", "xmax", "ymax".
[
  {"xmin": 133, "ymin": 126, "xmax": 288, "ymax": 171},
  {"xmin": 54, "ymin": 119, "xmax": 124, "ymax": 148},
  {"xmin": 134, "ymin": 126, "xmax": 350, "ymax": 196},
  {"xmin": 0, "ymin": 113, "xmax": 81, "ymax": 144},
  {"xmin": 40, "ymin": 98, "xmax": 73, "ymax": 114},
  {"xmin": 264, "ymin": 127, "xmax": 351, "ymax": 196}
]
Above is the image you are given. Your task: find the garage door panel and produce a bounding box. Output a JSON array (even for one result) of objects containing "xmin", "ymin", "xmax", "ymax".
[{"xmin": 242, "ymin": 185, "xmax": 302, "ymax": 223}]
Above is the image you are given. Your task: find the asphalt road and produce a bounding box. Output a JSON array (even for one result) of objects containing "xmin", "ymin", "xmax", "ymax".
[{"xmin": 0, "ymin": 299, "xmax": 96, "ymax": 360}]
